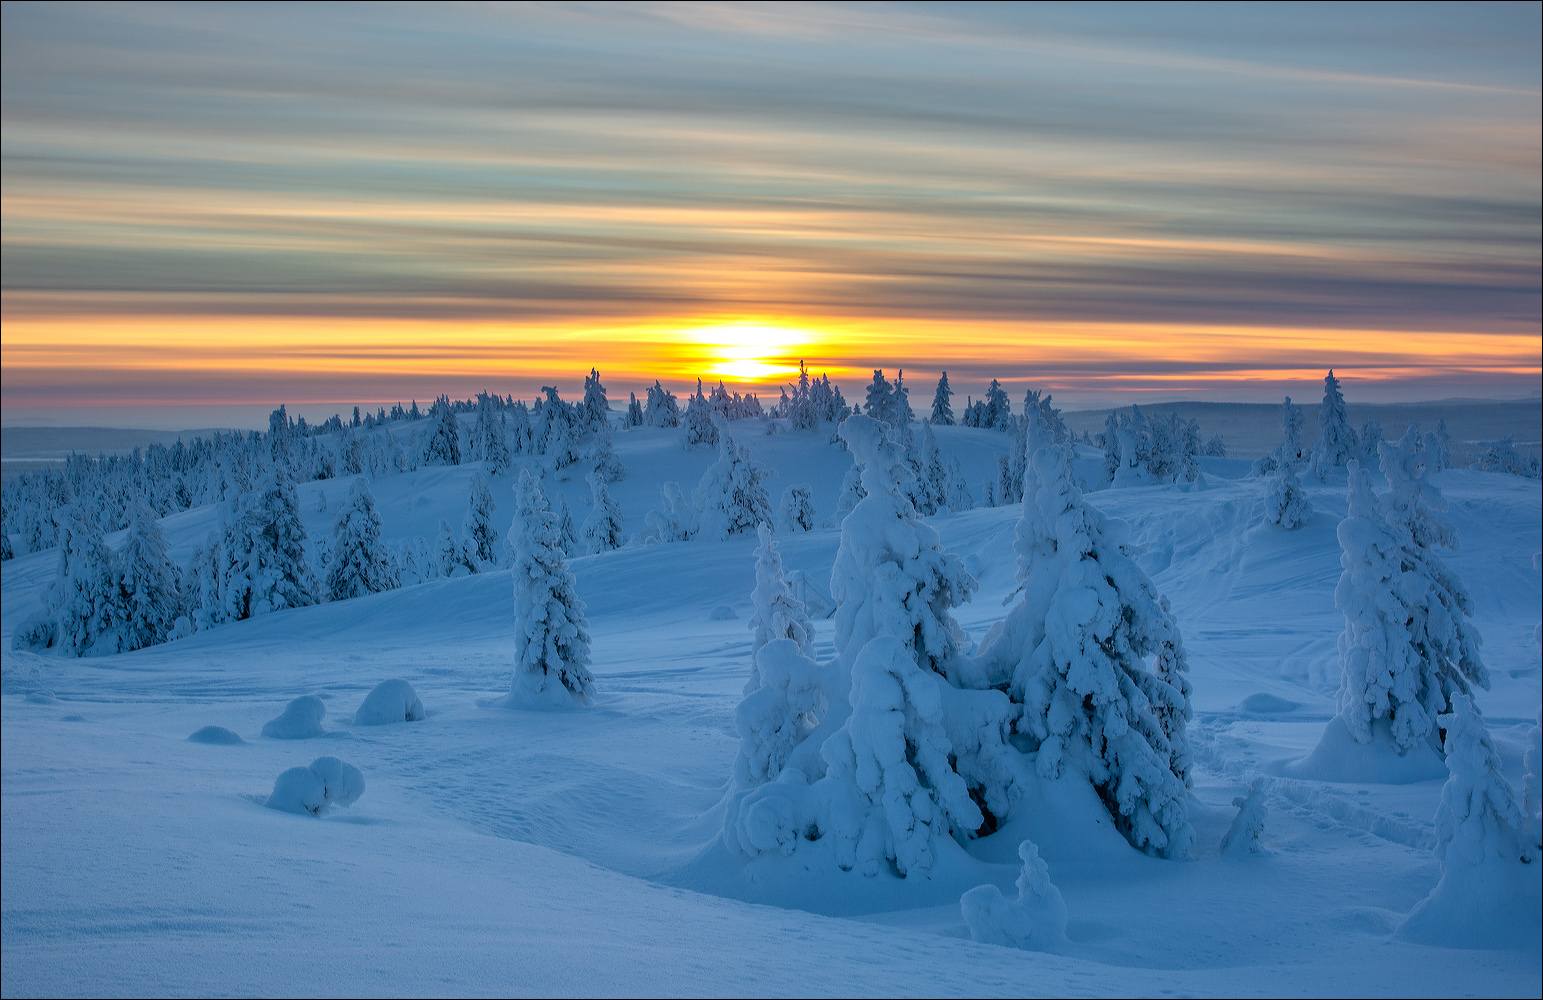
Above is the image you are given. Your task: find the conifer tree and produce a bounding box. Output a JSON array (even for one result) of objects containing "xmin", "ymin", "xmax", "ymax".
[
  {"xmin": 325, "ymin": 478, "xmax": 399, "ymax": 601},
  {"xmin": 1310, "ymin": 369, "xmax": 1359, "ymax": 479},
  {"xmin": 931, "ymin": 371, "xmax": 955, "ymax": 425},
  {"xmin": 507, "ymin": 470, "xmax": 595, "ymax": 707},
  {"xmin": 462, "ymin": 471, "xmax": 500, "ymax": 566},
  {"xmin": 114, "ymin": 501, "xmax": 182, "ymax": 650},
  {"xmin": 581, "ymin": 472, "xmax": 625, "ymax": 554}
]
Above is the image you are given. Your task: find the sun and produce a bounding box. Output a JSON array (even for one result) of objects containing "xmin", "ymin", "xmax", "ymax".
[{"xmin": 688, "ymin": 322, "xmax": 808, "ymax": 385}]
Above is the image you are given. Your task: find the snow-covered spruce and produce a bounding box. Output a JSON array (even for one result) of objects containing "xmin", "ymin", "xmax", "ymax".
[
  {"xmin": 507, "ymin": 470, "xmax": 595, "ymax": 707},
  {"xmin": 1265, "ymin": 463, "xmax": 1312, "ymax": 530},
  {"xmin": 642, "ymin": 481, "xmax": 697, "ymax": 543},
  {"xmin": 113, "ymin": 501, "xmax": 183, "ymax": 651},
  {"xmin": 555, "ymin": 493, "xmax": 579, "ymax": 555},
  {"xmin": 264, "ymin": 756, "xmax": 366, "ymax": 816},
  {"xmin": 469, "ymin": 392, "xmax": 511, "ymax": 475},
  {"xmin": 262, "ymin": 694, "xmax": 327, "ymax": 739},
  {"xmin": 682, "ymin": 381, "xmax": 718, "ymax": 449},
  {"xmin": 421, "ymin": 395, "xmax": 462, "ymax": 466},
  {"xmin": 960, "ymin": 839, "xmax": 1069, "ymax": 951},
  {"xmin": 930, "ymin": 371, "xmax": 954, "ymax": 425},
  {"xmin": 974, "ymin": 421, "xmax": 1195, "ymax": 858},
  {"xmin": 207, "ymin": 470, "xmax": 319, "ymax": 626},
  {"xmin": 731, "ymin": 636, "xmax": 826, "ymax": 792},
  {"xmin": 643, "ymin": 380, "xmax": 679, "ymax": 427},
  {"xmin": 581, "ymin": 471, "xmax": 625, "ymax": 554},
  {"xmin": 435, "ymin": 518, "xmax": 476, "ymax": 578},
  {"xmin": 354, "ymin": 678, "xmax": 426, "ymax": 725},
  {"xmin": 693, "ymin": 415, "xmax": 774, "ymax": 541},
  {"xmin": 325, "ymin": 478, "xmax": 400, "ymax": 601},
  {"xmin": 747, "ymin": 523, "xmax": 815, "ymax": 665},
  {"xmin": 589, "ymin": 418, "xmax": 627, "ymax": 483},
  {"xmin": 1332, "ymin": 439, "xmax": 1488, "ymax": 754},
  {"xmin": 778, "ymin": 483, "xmax": 815, "ymax": 533},
  {"xmin": 1310, "ymin": 369, "xmax": 1360, "ymax": 479},
  {"xmin": 1399, "ymin": 694, "xmax": 1541, "ymax": 947},
  {"xmin": 461, "ymin": 471, "xmax": 500, "ymax": 567},
  {"xmin": 18, "ymin": 505, "xmax": 117, "ymax": 655}
]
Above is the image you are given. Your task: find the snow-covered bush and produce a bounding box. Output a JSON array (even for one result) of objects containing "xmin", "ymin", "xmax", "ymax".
[
  {"xmin": 778, "ymin": 484, "xmax": 816, "ymax": 533},
  {"xmin": 507, "ymin": 470, "xmax": 595, "ymax": 707},
  {"xmin": 693, "ymin": 416, "xmax": 774, "ymax": 541},
  {"xmin": 747, "ymin": 523, "xmax": 814, "ymax": 663},
  {"xmin": 1265, "ymin": 463, "xmax": 1312, "ymax": 530},
  {"xmin": 974, "ymin": 427, "xmax": 1194, "ymax": 858},
  {"xmin": 353, "ymin": 679, "xmax": 426, "ymax": 725},
  {"xmin": 1400, "ymin": 694, "xmax": 1540, "ymax": 946},
  {"xmin": 1310, "ymin": 369, "xmax": 1360, "ymax": 479},
  {"xmin": 581, "ymin": 472, "xmax": 625, "ymax": 554},
  {"xmin": 326, "ymin": 478, "xmax": 399, "ymax": 600},
  {"xmin": 960, "ymin": 839, "xmax": 1069, "ymax": 951},
  {"xmin": 1333, "ymin": 434, "xmax": 1488, "ymax": 753},
  {"xmin": 1220, "ymin": 779, "xmax": 1269, "ymax": 856},
  {"xmin": 461, "ymin": 471, "xmax": 500, "ymax": 567},
  {"xmin": 590, "ymin": 419, "xmax": 627, "ymax": 482},
  {"xmin": 262, "ymin": 694, "xmax": 327, "ymax": 739},
  {"xmin": 642, "ymin": 482, "xmax": 697, "ymax": 544},
  {"xmin": 1473, "ymin": 434, "xmax": 1541, "ymax": 479},
  {"xmin": 264, "ymin": 756, "xmax": 366, "ymax": 816},
  {"xmin": 187, "ymin": 725, "xmax": 244, "ymax": 745}
]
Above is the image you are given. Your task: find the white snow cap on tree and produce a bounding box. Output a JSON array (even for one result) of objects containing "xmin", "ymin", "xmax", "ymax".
[
  {"xmin": 960, "ymin": 839, "xmax": 1070, "ymax": 951},
  {"xmin": 462, "ymin": 471, "xmax": 500, "ymax": 567},
  {"xmin": 507, "ymin": 470, "xmax": 595, "ymax": 707},
  {"xmin": 778, "ymin": 483, "xmax": 816, "ymax": 533},
  {"xmin": 829, "ymin": 413, "xmax": 975, "ymax": 680},
  {"xmin": 974, "ymin": 428, "xmax": 1195, "ymax": 858},
  {"xmin": 325, "ymin": 478, "xmax": 399, "ymax": 601},
  {"xmin": 581, "ymin": 471, "xmax": 625, "ymax": 554},
  {"xmin": 693, "ymin": 414, "xmax": 774, "ymax": 541},
  {"xmin": 1334, "ymin": 446, "xmax": 1489, "ymax": 753},
  {"xmin": 1310, "ymin": 369, "xmax": 1360, "ymax": 479}
]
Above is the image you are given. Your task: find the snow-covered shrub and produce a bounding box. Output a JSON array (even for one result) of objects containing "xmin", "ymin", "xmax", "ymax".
[
  {"xmin": 264, "ymin": 755, "xmax": 366, "ymax": 816},
  {"xmin": 262, "ymin": 694, "xmax": 327, "ymax": 739},
  {"xmin": 817, "ymin": 635, "xmax": 984, "ymax": 876},
  {"xmin": 187, "ymin": 725, "xmax": 244, "ymax": 745},
  {"xmin": 590, "ymin": 419, "xmax": 627, "ymax": 482},
  {"xmin": 747, "ymin": 523, "xmax": 814, "ymax": 663},
  {"xmin": 1220, "ymin": 779, "xmax": 1269, "ymax": 856},
  {"xmin": 642, "ymin": 482, "xmax": 697, "ymax": 543},
  {"xmin": 732, "ymin": 637, "xmax": 826, "ymax": 790},
  {"xmin": 1265, "ymin": 464, "xmax": 1312, "ymax": 530},
  {"xmin": 581, "ymin": 472, "xmax": 625, "ymax": 554},
  {"xmin": 960, "ymin": 839, "xmax": 1069, "ymax": 951},
  {"xmin": 1400, "ymin": 694, "xmax": 1541, "ymax": 946},
  {"xmin": 326, "ymin": 478, "xmax": 399, "ymax": 600},
  {"xmin": 1310, "ymin": 369, "xmax": 1360, "ymax": 479},
  {"xmin": 778, "ymin": 483, "xmax": 816, "ymax": 533},
  {"xmin": 974, "ymin": 428, "xmax": 1194, "ymax": 858},
  {"xmin": 507, "ymin": 470, "xmax": 595, "ymax": 708},
  {"xmin": 944, "ymin": 456, "xmax": 973, "ymax": 511},
  {"xmin": 644, "ymin": 380, "xmax": 679, "ymax": 427},
  {"xmin": 1333, "ymin": 435, "xmax": 1488, "ymax": 753},
  {"xmin": 1473, "ymin": 434, "xmax": 1541, "ymax": 479},
  {"xmin": 693, "ymin": 416, "xmax": 774, "ymax": 541},
  {"xmin": 353, "ymin": 679, "xmax": 426, "ymax": 725}
]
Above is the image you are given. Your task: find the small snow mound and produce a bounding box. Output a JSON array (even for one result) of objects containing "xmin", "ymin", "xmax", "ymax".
[
  {"xmin": 25, "ymin": 691, "xmax": 58, "ymax": 705},
  {"xmin": 708, "ymin": 605, "xmax": 738, "ymax": 620},
  {"xmin": 1238, "ymin": 693, "xmax": 1300, "ymax": 715},
  {"xmin": 354, "ymin": 679, "xmax": 425, "ymax": 726},
  {"xmin": 261, "ymin": 695, "xmax": 327, "ymax": 739},
  {"xmin": 263, "ymin": 755, "xmax": 366, "ymax": 816},
  {"xmin": 58, "ymin": 714, "xmax": 87, "ymax": 722},
  {"xmin": 1280, "ymin": 714, "xmax": 1446, "ymax": 784},
  {"xmin": 1220, "ymin": 778, "xmax": 1269, "ymax": 856},
  {"xmin": 188, "ymin": 725, "xmax": 245, "ymax": 745},
  {"xmin": 960, "ymin": 839, "xmax": 1070, "ymax": 951}
]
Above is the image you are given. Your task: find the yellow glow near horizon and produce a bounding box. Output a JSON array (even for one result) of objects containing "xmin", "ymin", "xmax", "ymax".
[{"xmin": 687, "ymin": 322, "xmax": 810, "ymax": 383}]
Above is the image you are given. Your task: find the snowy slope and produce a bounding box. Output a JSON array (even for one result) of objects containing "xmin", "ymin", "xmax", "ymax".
[{"xmin": 3, "ymin": 422, "xmax": 1540, "ymax": 997}]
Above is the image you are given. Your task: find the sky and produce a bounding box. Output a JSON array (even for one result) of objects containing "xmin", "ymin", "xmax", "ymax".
[{"xmin": 2, "ymin": 1, "xmax": 1539, "ymax": 427}]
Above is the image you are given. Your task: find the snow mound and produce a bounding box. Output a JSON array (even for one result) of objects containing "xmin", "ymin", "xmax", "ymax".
[
  {"xmin": 960, "ymin": 839, "xmax": 1069, "ymax": 951},
  {"xmin": 354, "ymin": 679, "xmax": 426, "ymax": 726},
  {"xmin": 1237, "ymin": 693, "xmax": 1300, "ymax": 714},
  {"xmin": 263, "ymin": 755, "xmax": 366, "ymax": 816},
  {"xmin": 187, "ymin": 725, "xmax": 245, "ymax": 745},
  {"xmin": 1281, "ymin": 715, "xmax": 1446, "ymax": 784},
  {"xmin": 25, "ymin": 691, "xmax": 58, "ymax": 705},
  {"xmin": 260, "ymin": 695, "xmax": 327, "ymax": 739},
  {"xmin": 709, "ymin": 605, "xmax": 738, "ymax": 621},
  {"xmin": 1220, "ymin": 779, "xmax": 1269, "ymax": 856}
]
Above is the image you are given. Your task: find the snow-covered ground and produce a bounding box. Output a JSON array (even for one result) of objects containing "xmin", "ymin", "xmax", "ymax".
[{"xmin": 3, "ymin": 423, "xmax": 1539, "ymax": 997}]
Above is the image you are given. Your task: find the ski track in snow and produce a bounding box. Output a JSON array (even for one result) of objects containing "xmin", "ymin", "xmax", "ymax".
[{"xmin": 3, "ymin": 425, "xmax": 1540, "ymax": 997}]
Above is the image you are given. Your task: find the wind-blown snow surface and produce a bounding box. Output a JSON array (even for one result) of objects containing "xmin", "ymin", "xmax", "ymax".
[{"xmin": 3, "ymin": 424, "xmax": 1539, "ymax": 997}]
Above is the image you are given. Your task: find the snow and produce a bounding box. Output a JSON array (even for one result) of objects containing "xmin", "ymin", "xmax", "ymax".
[
  {"xmin": 261, "ymin": 694, "xmax": 328, "ymax": 740},
  {"xmin": 3, "ymin": 416, "xmax": 1540, "ymax": 996},
  {"xmin": 352, "ymin": 679, "xmax": 426, "ymax": 726}
]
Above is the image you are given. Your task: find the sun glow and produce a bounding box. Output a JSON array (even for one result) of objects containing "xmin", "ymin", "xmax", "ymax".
[{"xmin": 686, "ymin": 322, "xmax": 810, "ymax": 384}]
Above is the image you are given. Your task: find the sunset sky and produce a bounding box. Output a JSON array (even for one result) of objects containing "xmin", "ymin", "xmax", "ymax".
[{"xmin": 2, "ymin": 2, "xmax": 1539, "ymax": 425}]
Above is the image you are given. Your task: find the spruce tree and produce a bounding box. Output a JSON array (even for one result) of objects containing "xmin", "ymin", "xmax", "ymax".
[
  {"xmin": 581, "ymin": 472, "xmax": 625, "ymax": 554},
  {"xmin": 325, "ymin": 478, "xmax": 399, "ymax": 601},
  {"xmin": 1310, "ymin": 369, "xmax": 1359, "ymax": 479},
  {"xmin": 931, "ymin": 371, "xmax": 955, "ymax": 425},
  {"xmin": 114, "ymin": 501, "xmax": 182, "ymax": 650},
  {"xmin": 507, "ymin": 470, "xmax": 595, "ymax": 707},
  {"xmin": 462, "ymin": 471, "xmax": 499, "ymax": 566}
]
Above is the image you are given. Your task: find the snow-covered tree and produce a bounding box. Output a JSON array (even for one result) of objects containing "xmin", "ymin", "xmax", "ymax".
[
  {"xmin": 975, "ymin": 424, "xmax": 1194, "ymax": 858},
  {"xmin": 0, "ymin": 532, "xmax": 12, "ymax": 562},
  {"xmin": 325, "ymin": 478, "xmax": 399, "ymax": 601},
  {"xmin": 983, "ymin": 379, "xmax": 1012, "ymax": 430},
  {"xmin": 1265, "ymin": 461, "xmax": 1312, "ymax": 530},
  {"xmin": 862, "ymin": 370, "xmax": 895, "ymax": 424},
  {"xmin": 1310, "ymin": 369, "xmax": 1360, "ymax": 479},
  {"xmin": 626, "ymin": 392, "xmax": 644, "ymax": 427},
  {"xmin": 435, "ymin": 518, "xmax": 475, "ymax": 577},
  {"xmin": 730, "ymin": 636, "xmax": 826, "ymax": 791},
  {"xmin": 581, "ymin": 472, "xmax": 625, "ymax": 554},
  {"xmin": 470, "ymin": 393, "xmax": 511, "ymax": 474},
  {"xmin": 507, "ymin": 470, "xmax": 595, "ymax": 707},
  {"xmin": 693, "ymin": 416, "xmax": 774, "ymax": 540},
  {"xmin": 1473, "ymin": 434, "xmax": 1541, "ymax": 479},
  {"xmin": 1252, "ymin": 396, "xmax": 1308, "ymax": 477},
  {"xmin": 508, "ymin": 401, "xmax": 535, "ymax": 455},
  {"xmin": 23, "ymin": 506, "xmax": 118, "ymax": 655},
  {"xmin": 778, "ymin": 483, "xmax": 816, "ymax": 533},
  {"xmin": 113, "ymin": 501, "xmax": 183, "ymax": 651},
  {"xmin": 682, "ymin": 380, "xmax": 718, "ymax": 448},
  {"xmin": 644, "ymin": 380, "xmax": 680, "ymax": 428},
  {"xmin": 747, "ymin": 523, "xmax": 814, "ymax": 663},
  {"xmin": 1431, "ymin": 419, "xmax": 1453, "ymax": 472},
  {"xmin": 555, "ymin": 493, "xmax": 579, "ymax": 555},
  {"xmin": 919, "ymin": 421, "xmax": 948, "ymax": 511},
  {"xmin": 462, "ymin": 471, "xmax": 500, "ymax": 567},
  {"xmin": 590, "ymin": 418, "xmax": 627, "ymax": 482},
  {"xmin": 422, "ymin": 395, "xmax": 462, "ymax": 466},
  {"xmin": 787, "ymin": 361, "xmax": 820, "ymax": 431},
  {"xmin": 931, "ymin": 371, "xmax": 955, "ymax": 425},
  {"xmin": 1333, "ymin": 446, "xmax": 1489, "ymax": 753},
  {"xmin": 218, "ymin": 471, "xmax": 318, "ymax": 622},
  {"xmin": 581, "ymin": 367, "xmax": 609, "ymax": 434},
  {"xmin": 961, "ymin": 838, "xmax": 1070, "ymax": 950},
  {"xmin": 545, "ymin": 418, "xmax": 581, "ymax": 477},
  {"xmin": 1358, "ymin": 419, "xmax": 1383, "ymax": 464}
]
